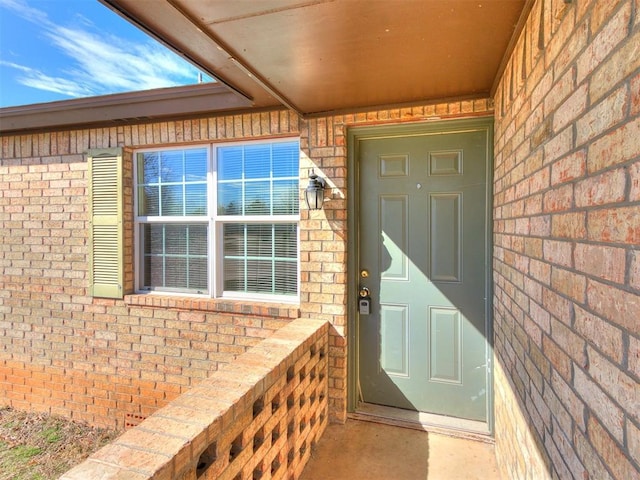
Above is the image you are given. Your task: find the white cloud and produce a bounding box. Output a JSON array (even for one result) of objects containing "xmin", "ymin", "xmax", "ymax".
[
  {"xmin": 0, "ymin": 60, "xmax": 94, "ymax": 97},
  {"xmin": 22, "ymin": 72, "xmax": 95, "ymax": 98},
  {"xmin": 0, "ymin": 0, "xmax": 48, "ymax": 24},
  {"xmin": 0, "ymin": 60, "xmax": 32, "ymax": 73},
  {"xmin": 49, "ymin": 26, "xmax": 198, "ymax": 92},
  {"xmin": 0, "ymin": 0, "xmax": 207, "ymax": 99}
]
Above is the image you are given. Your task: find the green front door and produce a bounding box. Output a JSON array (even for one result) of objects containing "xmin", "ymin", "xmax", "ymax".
[{"xmin": 356, "ymin": 121, "xmax": 491, "ymax": 422}]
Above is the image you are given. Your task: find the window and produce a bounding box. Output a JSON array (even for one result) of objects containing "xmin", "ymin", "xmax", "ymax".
[{"xmin": 135, "ymin": 139, "xmax": 299, "ymax": 302}]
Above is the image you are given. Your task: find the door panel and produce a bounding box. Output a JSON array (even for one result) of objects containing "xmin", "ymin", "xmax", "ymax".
[
  {"xmin": 380, "ymin": 305, "xmax": 409, "ymax": 376},
  {"xmin": 358, "ymin": 127, "xmax": 489, "ymax": 422},
  {"xmin": 429, "ymin": 307, "xmax": 462, "ymax": 383},
  {"xmin": 429, "ymin": 193, "xmax": 461, "ymax": 281},
  {"xmin": 380, "ymin": 195, "xmax": 408, "ymax": 280}
]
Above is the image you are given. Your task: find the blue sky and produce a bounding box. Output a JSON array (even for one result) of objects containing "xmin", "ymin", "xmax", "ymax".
[{"xmin": 0, "ymin": 0, "xmax": 211, "ymax": 108}]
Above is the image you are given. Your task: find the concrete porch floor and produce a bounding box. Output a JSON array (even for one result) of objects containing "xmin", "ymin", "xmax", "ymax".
[{"xmin": 300, "ymin": 420, "xmax": 500, "ymax": 480}]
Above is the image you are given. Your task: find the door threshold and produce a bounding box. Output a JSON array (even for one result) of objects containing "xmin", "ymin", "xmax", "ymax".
[{"xmin": 350, "ymin": 403, "xmax": 493, "ymax": 444}]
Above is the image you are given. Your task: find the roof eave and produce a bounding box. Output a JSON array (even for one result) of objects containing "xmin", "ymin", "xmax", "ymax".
[{"xmin": 0, "ymin": 83, "xmax": 255, "ymax": 135}]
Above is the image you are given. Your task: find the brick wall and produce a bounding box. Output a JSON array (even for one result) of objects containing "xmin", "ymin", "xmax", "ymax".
[
  {"xmin": 0, "ymin": 112, "xmax": 303, "ymax": 429},
  {"xmin": 1, "ymin": 100, "xmax": 493, "ymax": 429},
  {"xmin": 61, "ymin": 318, "xmax": 329, "ymax": 480},
  {"xmin": 493, "ymin": 0, "xmax": 639, "ymax": 478}
]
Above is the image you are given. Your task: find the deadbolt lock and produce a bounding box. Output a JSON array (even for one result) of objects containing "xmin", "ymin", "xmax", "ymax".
[{"xmin": 360, "ymin": 269, "xmax": 369, "ymax": 278}]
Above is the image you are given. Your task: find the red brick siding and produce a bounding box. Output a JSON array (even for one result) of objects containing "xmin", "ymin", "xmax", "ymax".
[
  {"xmin": 493, "ymin": 0, "xmax": 639, "ymax": 478},
  {"xmin": 61, "ymin": 318, "xmax": 330, "ymax": 480},
  {"xmin": 0, "ymin": 113, "xmax": 302, "ymax": 429},
  {"xmin": 1, "ymin": 101, "xmax": 493, "ymax": 429}
]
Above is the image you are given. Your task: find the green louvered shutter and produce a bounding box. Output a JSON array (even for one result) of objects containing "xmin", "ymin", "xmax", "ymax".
[{"xmin": 88, "ymin": 148, "xmax": 123, "ymax": 298}]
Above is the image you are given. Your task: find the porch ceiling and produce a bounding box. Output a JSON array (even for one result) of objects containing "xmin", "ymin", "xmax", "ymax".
[{"xmin": 100, "ymin": 0, "xmax": 529, "ymax": 117}]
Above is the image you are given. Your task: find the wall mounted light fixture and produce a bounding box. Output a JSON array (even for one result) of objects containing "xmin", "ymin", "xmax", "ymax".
[{"xmin": 304, "ymin": 169, "xmax": 326, "ymax": 210}]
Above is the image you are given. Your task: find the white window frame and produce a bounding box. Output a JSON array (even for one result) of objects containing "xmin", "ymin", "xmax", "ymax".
[{"xmin": 133, "ymin": 138, "xmax": 301, "ymax": 304}]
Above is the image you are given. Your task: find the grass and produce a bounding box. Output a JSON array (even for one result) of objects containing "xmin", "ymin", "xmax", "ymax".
[
  {"xmin": 40, "ymin": 425, "xmax": 62, "ymax": 444},
  {"xmin": 0, "ymin": 407, "xmax": 120, "ymax": 480}
]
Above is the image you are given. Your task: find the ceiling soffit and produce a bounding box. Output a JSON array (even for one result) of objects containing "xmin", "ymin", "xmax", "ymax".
[{"xmin": 104, "ymin": 1, "xmax": 528, "ymax": 116}]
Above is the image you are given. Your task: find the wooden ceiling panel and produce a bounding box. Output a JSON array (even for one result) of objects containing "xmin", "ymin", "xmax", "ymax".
[{"xmin": 101, "ymin": 0, "xmax": 527, "ymax": 116}]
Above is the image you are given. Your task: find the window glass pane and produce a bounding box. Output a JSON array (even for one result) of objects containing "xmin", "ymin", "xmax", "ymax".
[
  {"xmin": 223, "ymin": 258, "xmax": 244, "ymax": 292},
  {"xmin": 185, "ymin": 149, "xmax": 207, "ymax": 181},
  {"xmin": 272, "ymin": 142, "xmax": 298, "ymax": 177},
  {"xmin": 145, "ymin": 255, "xmax": 164, "ymax": 287},
  {"xmin": 274, "ymin": 261, "xmax": 297, "ymax": 295},
  {"xmin": 138, "ymin": 148, "xmax": 208, "ymax": 218},
  {"xmin": 274, "ymin": 224, "xmax": 297, "ymax": 258},
  {"xmin": 245, "ymin": 260, "xmax": 273, "ymax": 293},
  {"xmin": 161, "ymin": 150, "xmax": 183, "ymax": 183},
  {"xmin": 165, "ymin": 224, "xmax": 187, "ymax": 254},
  {"xmin": 185, "ymin": 183, "xmax": 207, "ymax": 216},
  {"xmin": 223, "ymin": 223, "xmax": 297, "ymax": 296},
  {"xmin": 246, "ymin": 224, "xmax": 273, "ymax": 256},
  {"xmin": 245, "ymin": 181, "xmax": 270, "ymax": 215},
  {"xmin": 139, "ymin": 185, "xmax": 159, "ymax": 216},
  {"xmin": 141, "ymin": 223, "xmax": 208, "ymax": 293},
  {"xmin": 272, "ymin": 180, "xmax": 298, "ymax": 215},
  {"xmin": 218, "ymin": 183, "xmax": 242, "ymax": 215},
  {"xmin": 219, "ymin": 146, "xmax": 243, "ymax": 181},
  {"xmin": 188, "ymin": 258, "xmax": 208, "ymax": 291},
  {"xmin": 217, "ymin": 141, "xmax": 299, "ymax": 217},
  {"xmin": 139, "ymin": 152, "xmax": 159, "ymax": 184},
  {"xmin": 223, "ymin": 224, "xmax": 244, "ymax": 256},
  {"xmin": 165, "ymin": 257, "xmax": 187, "ymax": 288},
  {"xmin": 161, "ymin": 185, "xmax": 184, "ymax": 216},
  {"xmin": 244, "ymin": 144, "xmax": 271, "ymax": 179},
  {"xmin": 188, "ymin": 224, "xmax": 208, "ymax": 256},
  {"xmin": 146, "ymin": 224, "xmax": 164, "ymax": 254}
]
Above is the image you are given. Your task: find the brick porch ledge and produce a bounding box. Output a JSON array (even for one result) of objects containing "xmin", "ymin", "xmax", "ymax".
[{"xmin": 61, "ymin": 318, "xmax": 329, "ymax": 480}]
